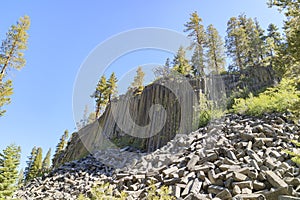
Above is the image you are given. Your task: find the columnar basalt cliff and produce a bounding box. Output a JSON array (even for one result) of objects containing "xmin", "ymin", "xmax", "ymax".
[{"xmin": 54, "ymin": 66, "xmax": 278, "ymax": 167}]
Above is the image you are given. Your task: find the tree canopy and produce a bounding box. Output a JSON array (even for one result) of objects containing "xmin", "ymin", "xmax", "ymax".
[
  {"xmin": 0, "ymin": 144, "xmax": 21, "ymax": 198},
  {"xmin": 0, "ymin": 16, "xmax": 30, "ymax": 116}
]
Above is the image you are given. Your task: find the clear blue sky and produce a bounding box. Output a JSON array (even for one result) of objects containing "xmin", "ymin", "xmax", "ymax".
[{"xmin": 0, "ymin": 1, "xmax": 284, "ymax": 169}]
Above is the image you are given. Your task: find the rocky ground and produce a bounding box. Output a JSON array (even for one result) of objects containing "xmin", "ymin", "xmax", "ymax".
[{"xmin": 15, "ymin": 113, "xmax": 300, "ymax": 200}]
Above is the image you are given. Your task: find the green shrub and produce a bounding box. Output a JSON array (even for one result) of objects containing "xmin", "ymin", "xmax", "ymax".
[
  {"xmin": 146, "ymin": 184, "xmax": 175, "ymax": 200},
  {"xmin": 196, "ymin": 92, "xmax": 225, "ymax": 128},
  {"xmin": 77, "ymin": 194, "xmax": 89, "ymax": 200},
  {"xmin": 77, "ymin": 182, "xmax": 127, "ymax": 200},
  {"xmin": 78, "ymin": 182, "xmax": 175, "ymax": 200},
  {"xmin": 284, "ymin": 140, "xmax": 300, "ymax": 164},
  {"xmin": 232, "ymin": 78, "xmax": 300, "ymax": 121},
  {"xmin": 226, "ymin": 87, "xmax": 250, "ymax": 109}
]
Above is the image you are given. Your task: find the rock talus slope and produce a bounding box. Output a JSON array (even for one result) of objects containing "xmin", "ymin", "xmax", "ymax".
[{"xmin": 16, "ymin": 113, "xmax": 300, "ymax": 199}]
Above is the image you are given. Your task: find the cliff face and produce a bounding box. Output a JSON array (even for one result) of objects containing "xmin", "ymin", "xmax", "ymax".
[{"xmin": 55, "ymin": 66, "xmax": 278, "ymax": 167}]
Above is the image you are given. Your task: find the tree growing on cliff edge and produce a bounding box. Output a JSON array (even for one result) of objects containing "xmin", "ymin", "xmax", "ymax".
[
  {"xmin": 237, "ymin": 15, "xmax": 265, "ymax": 66},
  {"xmin": 0, "ymin": 144, "xmax": 21, "ymax": 199},
  {"xmin": 173, "ymin": 46, "xmax": 192, "ymax": 76},
  {"xmin": 107, "ymin": 72, "xmax": 118, "ymax": 101},
  {"xmin": 91, "ymin": 72, "xmax": 118, "ymax": 119},
  {"xmin": 264, "ymin": 23, "xmax": 283, "ymax": 67},
  {"xmin": 52, "ymin": 130, "xmax": 69, "ymax": 168},
  {"xmin": 92, "ymin": 75, "xmax": 109, "ymax": 119},
  {"xmin": 129, "ymin": 67, "xmax": 145, "ymax": 94},
  {"xmin": 0, "ymin": 16, "xmax": 30, "ymax": 116},
  {"xmin": 205, "ymin": 24, "xmax": 226, "ymax": 74},
  {"xmin": 184, "ymin": 11, "xmax": 206, "ymax": 77},
  {"xmin": 153, "ymin": 58, "xmax": 172, "ymax": 78},
  {"xmin": 225, "ymin": 16, "xmax": 249, "ymax": 71}
]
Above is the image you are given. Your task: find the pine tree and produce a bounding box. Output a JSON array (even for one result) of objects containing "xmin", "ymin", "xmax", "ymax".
[
  {"xmin": 0, "ymin": 16, "xmax": 30, "ymax": 116},
  {"xmin": 253, "ymin": 19, "xmax": 267, "ymax": 65},
  {"xmin": 264, "ymin": 23, "xmax": 282, "ymax": 67},
  {"xmin": 107, "ymin": 72, "xmax": 118, "ymax": 101},
  {"xmin": 240, "ymin": 16, "xmax": 266, "ymax": 66},
  {"xmin": 163, "ymin": 58, "xmax": 172, "ymax": 76},
  {"xmin": 0, "ymin": 144, "xmax": 21, "ymax": 199},
  {"xmin": 153, "ymin": 58, "xmax": 171, "ymax": 78},
  {"xmin": 24, "ymin": 146, "xmax": 37, "ymax": 182},
  {"xmin": 56, "ymin": 130, "xmax": 69, "ymax": 155},
  {"xmin": 226, "ymin": 15, "xmax": 267, "ymax": 69},
  {"xmin": 129, "ymin": 67, "xmax": 145, "ymax": 92},
  {"xmin": 91, "ymin": 76, "xmax": 108, "ymax": 118},
  {"xmin": 191, "ymin": 46, "xmax": 205, "ymax": 77},
  {"xmin": 184, "ymin": 11, "xmax": 206, "ymax": 77},
  {"xmin": 205, "ymin": 24, "xmax": 226, "ymax": 74},
  {"xmin": 165, "ymin": 58, "xmax": 171, "ymax": 68},
  {"xmin": 225, "ymin": 16, "xmax": 249, "ymax": 71},
  {"xmin": 267, "ymin": 24, "xmax": 281, "ymax": 44},
  {"xmin": 52, "ymin": 130, "xmax": 69, "ymax": 168},
  {"xmin": 0, "ymin": 80, "xmax": 13, "ymax": 116},
  {"xmin": 17, "ymin": 169, "xmax": 24, "ymax": 188},
  {"xmin": 27, "ymin": 147, "xmax": 42, "ymax": 180},
  {"xmin": 173, "ymin": 46, "xmax": 192, "ymax": 75},
  {"xmin": 268, "ymin": 0, "xmax": 300, "ymax": 77},
  {"xmin": 42, "ymin": 148, "xmax": 51, "ymax": 174}
]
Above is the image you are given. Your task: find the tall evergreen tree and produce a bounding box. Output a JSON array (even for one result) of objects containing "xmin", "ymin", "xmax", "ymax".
[
  {"xmin": 107, "ymin": 72, "xmax": 118, "ymax": 101},
  {"xmin": 268, "ymin": 0, "xmax": 300, "ymax": 77},
  {"xmin": 267, "ymin": 24, "xmax": 282, "ymax": 45},
  {"xmin": 225, "ymin": 15, "xmax": 267, "ymax": 70},
  {"xmin": 205, "ymin": 24, "xmax": 226, "ymax": 74},
  {"xmin": 226, "ymin": 14, "xmax": 278, "ymax": 69},
  {"xmin": 241, "ymin": 16, "xmax": 266, "ymax": 66},
  {"xmin": 253, "ymin": 18, "xmax": 267, "ymax": 64},
  {"xmin": 264, "ymin": 23, "xmax": 282, "ymax": 66},
  {"xmin": 0, "ymin": 144, "xmax": 21, "ymax": 199},
  {"xmin": 24, "ymin": 146, "xmax": 37, "ymax": 182},
  {"xmin": 17, "ymin": 168, "xmax": 24, "ymax": 188},
  {"xmin": 42, "ymin": 148, "xmax": 51, "ymax": 173},
  {"xmin": 52, "ymin": 130, "xmax": 69, "ymax": 168},
  {"xmin": 91, "ymin": 76, "xmax": 108, "ymax": 118},
  {"xmin": 27, "ymin": 147, "xmax": 42, "ymax": 181},
  {"xmin": 191, "ymin": 46, "xmax": 205, "ymax": 77},
  {"xmin": 0, "ymin": 16, "xmax": 30, "ymax": 116},
  {"xmin": 173, "ymin": 46, "xmax": 192, "ymax": 75},
  {"xmin": 184, "ymin": 11, "xmax": 206, "ymax": 77},
  {"xmin": 129, "ymin": 67, "xmax": 145, "ymax": 90},
  {"xmin": 225, "ymin": 16, "xmax": 248, "ymax": 71}
]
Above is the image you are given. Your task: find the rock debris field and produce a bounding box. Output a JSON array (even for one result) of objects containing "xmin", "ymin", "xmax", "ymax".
[{"xmin": 16, "ymin": 114, "xmax": 300, "ymax": 200}]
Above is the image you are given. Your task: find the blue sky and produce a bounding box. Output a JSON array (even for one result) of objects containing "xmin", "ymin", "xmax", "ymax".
[{"xmin": 0, "ymin": 1, "xmax": 284, "ymax": 169}]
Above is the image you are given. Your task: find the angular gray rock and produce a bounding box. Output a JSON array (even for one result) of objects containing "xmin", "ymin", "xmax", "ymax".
[{"xmin": 14, "ymin": 114, "xmax": 300, "ymax": 200}]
